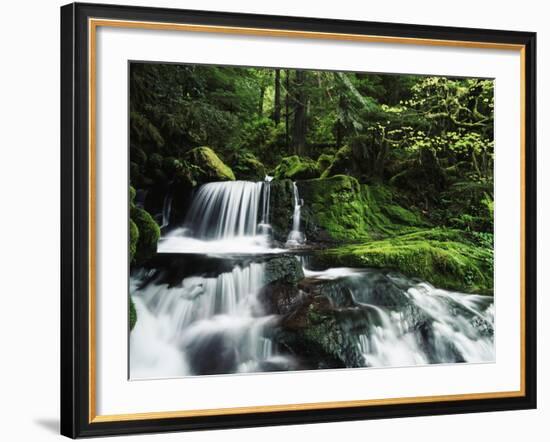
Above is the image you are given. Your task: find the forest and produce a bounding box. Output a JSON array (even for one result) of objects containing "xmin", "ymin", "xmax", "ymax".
[{"xmin": 128, "ymin": 62, "xmax": 495, "ymax": 376}]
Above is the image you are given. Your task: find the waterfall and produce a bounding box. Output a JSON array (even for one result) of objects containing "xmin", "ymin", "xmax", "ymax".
[
  {"xmin": 185, "ymin": 181, "xmax": 264, "ymax": 239},
  {"xmin": 130, "ymin": 262, "xmax": 286, "ymax": 378},
  {"xmin": 257, "ymin": 176, "xmax": 273, "ymax": 236},
  {"xmin": 160, "ymin": 193, "xmax": 173, "ymax": 229},
  {"xmin": 286, "ymin": 182, "xmax": 305, "ymax": 246},
  {"xmin": 157, "ymin": 180, "xmax": 282, "ymax": 255},
  {"xmin": 135, "ymin": 178, "xmax": 494, "ymax": 378}
]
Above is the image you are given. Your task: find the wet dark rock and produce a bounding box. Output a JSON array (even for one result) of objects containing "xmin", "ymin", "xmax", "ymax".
[
  {"xmin": 274, "ymin": 297, "xmax": 368, "ymax": 369},
  {"xmin": 184, "ymin": 333, "xmax": 239, "ymax": 375},
  {"xmin": 269, "ymin": 179, "xmax": 295, "ymax": 242},
  {"xmin": 264, "ymin": 254, "xmax": 304, "ymax": 285},
  {"xmin": 259, "ymin": 282, "xmax": 305, "ymax": 316}
]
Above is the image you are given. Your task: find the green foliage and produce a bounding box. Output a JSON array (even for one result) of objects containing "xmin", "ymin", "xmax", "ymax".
[
  {"xmin": 128, "ymin": 63, "xmax": 495, "ymax": 293},
  {"xmin": 317, "ymin": 154, "xmax": 334, "ymax": 173},
  {"xmin": 317, "ymin": 228, "xmax": 493, "ymax": 294},
  {"xmin": 128, "ymin": 297, "xmax": 137, "ymax": 331},
  {"xmin": 273, "ymin": 155, "xmax": 320, "ymax": 180},
  {"xmin": 321, "ymin": 146, "xmax": 352, "ymax": 178},
  {"xmin": 129, "ymin": 186, "xmax": 136, "ymax": 206},
  {"xmin": 129, "ymin": 219, "xmax": 139, "ymax": 263},
  {"xmin": 231, "ymin": 152, "xmax": 266, "ymax": 181},
  {"xmin": 129, "ymin": 297, "xmax": 137, "ymax": 331},
  {"xmin": 131, "ymin": 206, "xmax": 161, "ymax": 265},
  {"xmin": 298, "ymin": 175, "xmax": 425, "ymax": 241},
  {"xmin": 185, "ymin": 146, "xmax": 235, "ymax": 182},
  {"xmin": 434, "ymin": 180, "xmax": 494, "ymax": 232}
]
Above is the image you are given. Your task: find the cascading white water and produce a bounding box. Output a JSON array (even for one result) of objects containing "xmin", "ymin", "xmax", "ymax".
[
  {"xmin": 300, "ymin": 264, "xmax": 494, "ymax": 367},
  {"xmin": 186, "ymin": 181, "xmax": 264, "ymax": 238},
  {"xmin": 134, "ymin": 178, "xmax": 494, "ymax": 378},
  {"xmin": 160, "ymin": 193, "xmax": 172, "ymax": 228},
  {"xmin": 257, "ymin": 176, "xmax": 272, "ymax": 236},
  {"xmin": 286, "ymin": 182, "xmax": 305, "ymax": 246},
  {"xmin": 354, "ymin": 284, "xmax": 495, "ymax": 367},
  {"xmin": 130, "ymin": 262, "xmax": 284, "ymax": 378},
  {"xmin": 157, "ymin": 179, "xmax": 282, "ymax": 255}
]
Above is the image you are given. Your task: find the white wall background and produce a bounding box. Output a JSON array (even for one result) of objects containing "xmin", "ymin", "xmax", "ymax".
[{"xmin": 0, "ymin": 0, "xmax": 546, "ymax": 440}]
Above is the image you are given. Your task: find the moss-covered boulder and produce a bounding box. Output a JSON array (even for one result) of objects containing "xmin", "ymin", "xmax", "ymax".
[
  {"xmin": 129, "ymin": 219, "xmax": 139, "ymax": 263},
  {"xmin": 317, "ymin": 153, "xmax": 334, "ymax": 174},
  {"xmin": 260, "ymin": 255, "xmax": 306, "ymax": 316},
  {"xmin": 129, "ymin": 297, "xmax": 137, "ymax": 331},
  {"xmin": 184, "ymin": 146, "xmax": 235, "ymax": 183},
  {"xmin": 297, "ymin": 175, "xmax": 425, "ymax": 242},
  {"xmin": 314, "ymin": 228, "xmax": 493, "ymax": 294},
  {"xmin": 264, "ymin": 255, "xmax": 305, "ymax": 285},
  {"xmin": 231, "ymin": 152, "xmax": 266, "ymax": 181},
  {"xmin": 273, "ymin": 155, "xmax": 320, "ymax": 180},
  {"xmin": 131, "ymin": 206, "xmax": 161, "ymax": 265},
  {"xmin": 129, "ymin": 185, "xmax": 137, "ymax": 206},
  {"xmin": 268, "ymin": 179, "xmax": 295, "ymax": 242}
]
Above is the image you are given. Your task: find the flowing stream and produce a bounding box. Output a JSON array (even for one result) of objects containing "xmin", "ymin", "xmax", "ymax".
[
  {"xmin": 286, "ymin": 182, "xmax": 305, "ymax": 247},
  {"xmin": 130, "ymin": 178, "xmax": 494, "ymax": 378}
]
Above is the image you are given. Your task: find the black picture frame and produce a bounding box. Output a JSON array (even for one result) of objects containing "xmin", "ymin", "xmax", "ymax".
[{"xmin": 60, "ymin": 2, "xmax": 537, "ymax": 438}]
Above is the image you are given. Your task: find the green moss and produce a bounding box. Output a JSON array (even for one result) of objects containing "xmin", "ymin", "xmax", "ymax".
[
  {"xmin": 129, "ymin": 297, "xmax": 137, "ymax": 331},
  {"xmin": 317, "ymin": 154, "xmax": 334, "ymax": 173},
  {"xmin": 297, "ymin": 175, "xmax": 425, "ymax": 242},
  {"xmin": 232, "ymin": 152, "xmax": 266, "ymax": 181},
  {"xmin": 273, "ymin": 155, "xmax": 320, "ymax": 180},
  {"xmin": 129, "ymin": 219, "xmax": 139, "ymax": 263},
  {"xmin": 185, "ymin": 146, "xmax": 235, "ymax": 182},
  {"xmin": 316, "ymin": 228, "xmax": 493, "ymax": 294},
  {"xmin": 129, "ymin": 186, "xmax": 136, "ymax": 206},
  {"xmin": 131, "ymin": 206, "xmax": 160, "ymax": 265}
]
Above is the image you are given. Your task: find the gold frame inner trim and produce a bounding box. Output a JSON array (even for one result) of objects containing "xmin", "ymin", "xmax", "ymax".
[{"xmin": 88, "ymin": 18, "xmax": 527, "ymax": 424}]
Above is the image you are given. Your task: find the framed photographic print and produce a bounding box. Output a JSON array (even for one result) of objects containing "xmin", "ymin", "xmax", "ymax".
[{"xmin": 60, "ymin": 2, "xmax": 537, "ymax": 438}]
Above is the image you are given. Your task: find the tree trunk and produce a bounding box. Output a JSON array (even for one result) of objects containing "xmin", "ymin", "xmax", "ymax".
[
  {"xmin": 292, "ymin": 70, "xmax": 307, "ymax": 155},
  {"xmin": 285, "ymin": 69, "xmax": 290, "ymax": 151},
  {"xmin": 258, "ymin": 85, "xmax": 265, "ymax": 117},
  {"xmin": 273, "ymin": 69, "xmax": 281, "ymax": 124},
  {"xmin": 335, "ymin": 94, "xmax": 345, "ymax": 148}
]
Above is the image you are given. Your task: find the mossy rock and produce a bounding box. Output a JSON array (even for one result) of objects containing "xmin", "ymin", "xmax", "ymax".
[
  {"xmin": 129, "ymin": 219, "xmax": 139, "ymax": 263},
  {"xmin": 129, "ymin": 186, "xmax": 136, "ymax": 206},
  {"xmin": 264, "ymin": 255, "xmax": 305, "ymax": 285},
  {"xmin": 129, "ymin": 297, "xmax": 137, "ymax": 331},
  {"xmin": 273, "ymin": 155, "xmax": 320, "ymax": 180},
  {"xmin": 314, "ymin": 228, "xmax": 494, "ymax": 294},
  {"xmin": 317, "ymin": 153, "xmax": 334, "ymax": 174},
  {"xmin": 131, "ymin": 206, "xmax": 160, "ymax": 265},
  {"xmin": 297, "ymin": 175, "xmax": 425, "ymax": 242},
  {"xmin": 185, "ymin": 146, "xmax": 235, "ymax": 183},
  {"xmin": 231, "ymin": 152, "xmax": 266, "ymax": 181}
]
